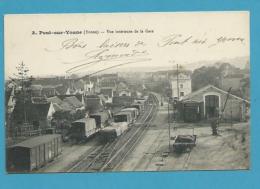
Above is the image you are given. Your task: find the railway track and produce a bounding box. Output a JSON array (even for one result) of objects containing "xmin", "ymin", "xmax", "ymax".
[
  {"xmin": 182, "ymin": 151, "xmax": 192, "ymax": 170},
  {"xmin": 66, "ymin": 93, "xmax": 159, "ymax": 172}
]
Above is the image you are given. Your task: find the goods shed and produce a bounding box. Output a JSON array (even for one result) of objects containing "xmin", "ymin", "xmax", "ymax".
[{"xmin": 178, "ymin": 85, "xmax": 250, "ymax": 122}]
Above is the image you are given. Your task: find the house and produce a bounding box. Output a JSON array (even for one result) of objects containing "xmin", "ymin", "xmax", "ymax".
[
  {"xmin": 116, "ymin": 81, "xmax": 131, "ymax": 97},
  {"xmin": 46, "ymin": 95, "xmax": 85, "ymax": 121},
  {"xmin": 170, "ymin": 72, "xmax": 192, "ymax": 100},
  {"xmin": 47, "ymin": 96, "xmax": 68, "ymax": 120},
  {"xmin": 84, "ymin": 80, "xmax": 94, "ymax": 95},
  {"xmin": 99, "ymin": 79, "xmax": 117, "ymax": 100},
  {"xmin": 178, "ymin": 85, "xmax": 250, "ymax": 122},
  {"xmin": 63, "ymin": 96, "xmax": 85, "ymax": 111},
  {"xmin": 84, "ymin": 95, "xmax": 104, "ymax": 113}
]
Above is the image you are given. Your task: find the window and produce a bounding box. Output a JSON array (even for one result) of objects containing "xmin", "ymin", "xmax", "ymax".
[
  {"xmin": 180, "ymin": 92, "xmax": 184, "ymax": 96},
  {"xmin": 180, "ymin": 84, "xmax": 184, "ymax": 88}
]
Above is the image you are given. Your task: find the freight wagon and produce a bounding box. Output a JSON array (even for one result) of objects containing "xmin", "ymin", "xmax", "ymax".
[
  {"xmin": 99, "ymin": 122, "xmax": 128, "ymax": 143},
  {"xmin": 120, "ymin": 108, "xmax": 139, "ymax": 121},
  {"xmin": 135, "ymin": 98, "xmax": 148, "ymax": 108},
  {"xmin": 89, "ymin": 111, "xmax": 110, "ymax": 130},
  {"xmin": 7, "ymin": 134, "xmax": 62, "ymax": 172},
  {"xmin": 69, "ymin": 118, "xmax": 97, "ymax": 141},
  {"xmin": 130, "ymin": 103, "xmax": 144, "ymax": 113},
  {"xmin": 114, "ymin": 111, "xmax": 133, "ymax": 125}
]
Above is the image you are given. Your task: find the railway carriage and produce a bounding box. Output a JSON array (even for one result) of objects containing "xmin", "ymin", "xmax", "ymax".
[
  {"xmin": 135, "ymin": 98, "xmax": 148, "ymax": 109},
  {"xmin": 7, "ymin": 134, "xmax": 62, "ymax": 172},
  {"xmin": 69, "ymin": 118, "xmax": 97, "ymax": 141},
  {"xmin": 114, "ymin": 111, "xmax": 133, "ymax": 125},
  {"xmin": 99, "ymin": 122, "xmax": 128, "ymax": 143},
  {"xmin": 120, "ymin": 108, "xmax": 139, "ymax": 121},
  {"xmin": 89, "ymin": 111, "xmax": 110, "ymax": 130},
  {"xmin": 130, "ymin": 103, "xmax": 144, "ymax": 114}
]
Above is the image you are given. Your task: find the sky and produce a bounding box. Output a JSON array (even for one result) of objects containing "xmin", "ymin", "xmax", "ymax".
[{"xmin": 4, "ymin": 12, "xmax": 249, "ymax": 79}]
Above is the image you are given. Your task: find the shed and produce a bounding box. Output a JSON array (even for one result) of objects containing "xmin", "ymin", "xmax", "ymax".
[{"xmin": 179, "ymin": 85, "xmax": 250, "ymax": 122}]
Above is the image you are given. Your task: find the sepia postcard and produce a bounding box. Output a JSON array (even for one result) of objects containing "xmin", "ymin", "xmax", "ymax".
[{"xmin": 4, "ymin": 12, "xmax": 250, "ymax": 173}]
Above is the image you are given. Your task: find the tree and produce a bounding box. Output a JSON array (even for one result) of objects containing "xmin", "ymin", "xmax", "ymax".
[
  {"xmin": 11, "ymin": 62, "xmax": 34, "ymax": 123},
  {"xmin": 191, "ymin": 66, "xmax": 221, "ymax": 91},
  {"xmin": 52, "ymin": 109, "xmax": 86, "ymax": 130}
]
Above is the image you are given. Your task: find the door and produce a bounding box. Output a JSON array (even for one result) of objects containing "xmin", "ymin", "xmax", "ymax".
[{"xmin": 205, "ymin": 95, "xmax": 219, "ymax": 119}]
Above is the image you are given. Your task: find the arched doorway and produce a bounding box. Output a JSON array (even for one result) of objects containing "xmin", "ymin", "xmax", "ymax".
[{"xmin": 204, "ymin": 94, "xmax": 220, "ymax": 119}]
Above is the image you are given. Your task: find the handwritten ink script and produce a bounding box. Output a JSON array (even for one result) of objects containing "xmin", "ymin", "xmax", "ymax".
[
  {"xmin": 158, "ymin": 34, "xmax": 245, "ymax": 48},
  {"xmin": 45, "ymin": 37, "xmax": 151, "ymax": 74},
  {"xmin": 40, "ymin": 29, "xmax": 246, "ymax": 75}
]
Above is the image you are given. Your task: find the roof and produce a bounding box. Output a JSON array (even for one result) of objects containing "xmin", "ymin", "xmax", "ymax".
[
  {"xmin": 74, "ymin": 79, "xmax": 85, "ymax": 90},
  {"xmin": 11, "ymin": 134, "xmax": 61, "ymax": 149},
  {"xmin": 117, "ymin": 81, "xmax": 129, "ymax": 90},
  {"xmin": 31, "ymin": 85, "xmax": 43, "ymax": 90},
  {"xmin": 52, "ymin": 103, "xmax": 63, "ymax": 112},
  {"xmin": 31, "ymin": 97, "xmax": 48, "ymax": 104},
  {"xmin": 55, "ymin": 85, "xmax": 67, "ymax": 95},
  {"xmin": 57, "ymin": 95, "xmax": 82, "ymax": 102},
  {"xmin": 73, "ymin": 117, "xmax": 95, "ymax": 123},
  {"xmin": 47, "ymin": 96, "xmax": 63, "ymax": 105},
  {"xmin": 181, "ymin": 85, "xmax": 250, "ymax": 103},
  {"xmin": 63, "ymin": 96, "xmax": 83, "ymax": 108},
  {"xmin": 121, "ymin": 108, "xmax": 138, "ymax": 111},
  {"xmin": 100, "ymin": 80, "xmax": 117, "ymax": 88},
  {"xmin": 114, "ymin": 111, "xmax": 131, "ymax": 116},
  {"xmin": 154, "ymin": 70, "xmax": 192, "ymax": 76},
  {"xmin": 85, "ymin": 96, "xmax": 103, "ymax": 113},
  {"xmin": 42, "ymin": 85, "xmax": 56, "ymax": 89},
  {"xmin": 98, "ymin": 94, "xmax": 107, "ymax": 102}
]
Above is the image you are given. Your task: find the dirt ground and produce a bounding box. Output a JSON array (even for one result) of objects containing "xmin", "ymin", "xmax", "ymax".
[
  {"xmin": 116, "ymin": 102, "xmax": 250, "ymax": 172},
  {"xmin": 39, "ymin": 138, "xmax": 101, "ymax": 173}
]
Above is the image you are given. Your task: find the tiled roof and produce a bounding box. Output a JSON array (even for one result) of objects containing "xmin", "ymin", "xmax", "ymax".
[{"xmin": 63, "ymin": 96, "xmax": 83, "ymax": 108}]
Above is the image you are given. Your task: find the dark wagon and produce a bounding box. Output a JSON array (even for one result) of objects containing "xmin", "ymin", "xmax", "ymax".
[
  {"xmin": 114, "ymin": 112, "xmax": 133, "ymax": 125},
  {"xmin": 172, "ymin": 135, "xmax": 197, "ymax": 153},
  {"xmin": 69, "ymin": 118, "xmax": 97, "ymax": 141},
  {"xmin": 7, "ymin": 134, "xmax": 62, "ymax": 172},
  {"xmin": 89, "ymin": 112, "xmax": 110, "ymax": 129}
]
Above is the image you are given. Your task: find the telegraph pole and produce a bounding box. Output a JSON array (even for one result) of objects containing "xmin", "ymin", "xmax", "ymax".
[
  {"xmin": 168, "ymin": 97, "xmax": 171, "ymax": 152},
  {"xmin": 176, "ymin": 64, "xmax": 180, "ymax": 100}
]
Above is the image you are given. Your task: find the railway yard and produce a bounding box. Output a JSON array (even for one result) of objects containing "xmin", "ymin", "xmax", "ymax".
[{"xmin": 32, "ymin": 93, "xmax": 249, "ymax": 173}]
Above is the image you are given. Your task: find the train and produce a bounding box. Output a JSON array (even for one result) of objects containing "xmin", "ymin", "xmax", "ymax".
[
  {"xmin": 67, "ymin": 95, "xmax": 149, "ymax": 142},
  {"xmin": 6, "ymin": 94, "xmax": 152, "ymax": 172}
]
